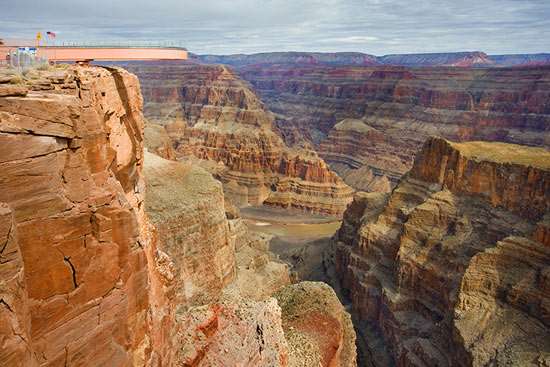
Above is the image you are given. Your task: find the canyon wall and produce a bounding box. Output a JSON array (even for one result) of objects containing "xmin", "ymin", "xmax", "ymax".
[
  {"xmin": 122, "ymin": 62, "xmax": 354, "ymax": 216},
  {"xmin": 334, "ymin": 137, "xmax": 550, "ymax": 366},
  {"xmin": 0, "ymin": 65, "xmax": 357, "ymax": 366},
  {"xmin": 0, "ymin": 65, "xmax": 150, "ymax": 366},
  {"xmin": 237, "ymin": 64, "xmax": 550, "ymax": 190}
]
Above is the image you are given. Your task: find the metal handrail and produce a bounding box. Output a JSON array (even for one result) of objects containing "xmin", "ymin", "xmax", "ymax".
[{"xmin": 1, "ymin": 38, "xmax": 187, "ymax": 50}]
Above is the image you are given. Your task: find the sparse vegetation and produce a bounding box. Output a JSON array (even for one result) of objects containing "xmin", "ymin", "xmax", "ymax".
[
  {"xmin": 449, "ymin": 140, "xmax": 550, "ymax": 170},
  {"xmin": 36, "ymin": 63, "xmax": 51, "ymax": 71},
  {"xmin": 9, "ymin": 74, "xmax": 24, "ymax": 85}
]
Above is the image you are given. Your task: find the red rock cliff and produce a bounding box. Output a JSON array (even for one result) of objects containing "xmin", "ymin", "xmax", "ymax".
[
  {"xmin": 0, "ymin": 65, "xmax": 149, "ymax": 366},
  {"xmin": 123, "ymin": 62, "xmax": 354, "ymax": 216}
]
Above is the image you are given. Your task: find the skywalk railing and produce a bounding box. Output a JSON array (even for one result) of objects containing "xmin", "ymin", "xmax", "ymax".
[
  {"xmin": 2, "ymin": 39, "xmax": 187, "ymax": 50},
  {"xmin": 50, "ymin": 41, "xmax": 187, "ymax": 50}
]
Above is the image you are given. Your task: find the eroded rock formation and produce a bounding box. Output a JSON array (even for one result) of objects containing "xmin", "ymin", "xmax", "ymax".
[
  {"xmin": 142, "ymin": 140, "xmax": 354, "ymax": 367},
  {"xmin": 237, "ymin": 64, "xmax": 550, "ymax": 191},
  {"xmin": 334, "ymin": 137, "xmax": 550, "ymax": 366},
  {"xmin": 0, "ymin": 65, "xmax": 357, "ymax": 366},
  {"xmin": 275, "ymin": 282, "xmax": 357, "ymax": 367},
  {"xmin": 124, "ymin": 62, "xmax": 354, "ymax": 215}
]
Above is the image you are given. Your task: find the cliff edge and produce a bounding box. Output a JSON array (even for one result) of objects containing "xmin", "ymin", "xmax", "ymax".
[
  {"xmin": 0, "ymin": 65, "xmax": 357, "ymax": 367},
  {"xmin": 335, "ymin": 136, "xmax": 550, "ymax": 366}
]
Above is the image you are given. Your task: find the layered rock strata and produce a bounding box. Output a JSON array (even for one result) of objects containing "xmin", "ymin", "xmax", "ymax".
[
  {"xmin": 0, "ymin": 65, "xmax": 357, "ymax": 366},
  {"xmin": 334, "ymin": 137, "xmax": 550, "ymax": 366},
  {"xmin": 238, "ymin": 64, "xmax": 550, "ymax": 191},
  {"xmin": 124, "ymin": 62, "xmax": 354, "ymax": 215},
  {"xmin": 0, "ymin": 65, "xmax": 149, "ymax": 366}
]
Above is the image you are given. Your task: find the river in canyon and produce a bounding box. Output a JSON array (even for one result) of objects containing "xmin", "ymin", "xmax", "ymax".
[
  {"xmin": 242, "ymin": 205, "xmax": 378, "ymax": 366},
  {"xmin": 241, "ymin": 205, "xmax": 341, "ymax": 282}
]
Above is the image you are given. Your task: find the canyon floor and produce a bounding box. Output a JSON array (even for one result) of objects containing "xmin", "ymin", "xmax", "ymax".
[
  {"xmin": 241, "ymin": 205, "xmax": 382, "ymax": 366},
  {"xmin": 242, "ymin": 205, "xmax": 340, "ymax": 282}
]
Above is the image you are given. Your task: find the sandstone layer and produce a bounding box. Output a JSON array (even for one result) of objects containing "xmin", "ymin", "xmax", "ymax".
[
  {"xmin": 0, "ymin": 65, "xmax": 149, "ymax": 366},
  {"xmin": 334, "ymin": 137, "xmax": 550, "ymax": 366},
  {"xmin": 123, "ymin": 62, "xmax": 354, "ymax": 215},
  {"xmin": 237, "ymin": 64, "xmax": 550, "ymax": 191}
]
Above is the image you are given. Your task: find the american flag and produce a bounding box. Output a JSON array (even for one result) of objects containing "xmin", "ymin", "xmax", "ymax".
[{"xmin": 46, "ymin": 31, "xmax": 56, "ymax": 39}]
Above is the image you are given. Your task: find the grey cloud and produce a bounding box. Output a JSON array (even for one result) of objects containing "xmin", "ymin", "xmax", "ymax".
[{"xmin": 0, "ymin": 0, "xmax": 549, "ymax": 54}]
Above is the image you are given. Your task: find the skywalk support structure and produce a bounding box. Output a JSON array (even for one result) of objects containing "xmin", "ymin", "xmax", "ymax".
[{"xmin": 0, "ymin": 40, "xmax": 188, "ymax": 63}]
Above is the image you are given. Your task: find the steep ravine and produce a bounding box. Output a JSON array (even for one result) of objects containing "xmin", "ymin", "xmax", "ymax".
[
  {"xmin": 119, "ymin": 61, "xmax": 355, "ymax": 216},
  {"xmin": 334, "ymin": 137, "xmax": 550, "ymax": 366}
]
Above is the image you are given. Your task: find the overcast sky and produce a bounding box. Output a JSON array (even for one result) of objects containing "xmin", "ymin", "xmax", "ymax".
[{"xmin": 1, "ymin": 0, "xmax": 549, "ymax": 55}]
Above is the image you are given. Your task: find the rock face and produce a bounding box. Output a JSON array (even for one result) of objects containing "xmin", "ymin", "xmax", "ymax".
[
  {"xmin": 237, "ymin": 64, "xmax": 550, "ymax": 191},
  {"xmin": 144, "ymin": 151, "xmax": 236, "ymax": 307},
  {"xmin": 144, "ymin": 122, "xmax": 177, "ymax": 160},
  {"xmin": 334, "ymin": 137, "xmax": 550, "ymax": 366},
  {"xmin": 0, "ymin": 65, "xmax": 149, "ymax": 366},
  {"xmin": 124, "ymin": 62, "xmax": 354, "ymax": 215},
  {"xmin": 1, "ymin": 65, "xmax": 357, "ymax": 366}
]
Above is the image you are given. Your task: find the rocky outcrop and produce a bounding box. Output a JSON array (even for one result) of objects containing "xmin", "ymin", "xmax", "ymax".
[
  {"xmin": 124, "ymin": 62, "xmax": 354, "ymax": 215},
  {"xmin": 237, "ymin": 63, "xmax": 550, "ymax": 191},
  {"xmin": 0, "ymin": 65, "xmax": 357, "ymax": 366},
  {"xmin": 143, "ymin": 150, "xmax": 357, "ymax": 366},
  {"xmin": 329, "ymin": 163, "xmax": 392, "ymax": 194},
  {"xmin": 275, "ymin": 282, "xmax": 357, "ymax": 367},
  {"xmin": 0, "ymin": 65, "xmax": 149, "ymax": 366},
  {"xmin": 334, "ymin": 137, "xmax": 550, "ymax": 366},
  {"xmin": 175, "ymin": 294, "xmax": 290, "ymax": 366},
  {"xmin": 144, "ymin": 151, "xmax": 236, "ymax": 306}
]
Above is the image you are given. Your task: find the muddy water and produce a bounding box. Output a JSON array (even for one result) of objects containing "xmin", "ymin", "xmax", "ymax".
[
  {"xmin": 244, "ymin": 219, "xmax": 341, "ymax": 243},
  {"xmin": 241, "ymin": 206, "xmax": 341, "ymax": 281}
]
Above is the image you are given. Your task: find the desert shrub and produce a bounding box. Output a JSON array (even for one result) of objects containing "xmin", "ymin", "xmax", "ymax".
[
  {"xmin": 36, "ymin": 63, "xmax": 51, "ymax": 71},
  {"xmin": 9, "ymin": 74, "xmax": 24, "ymax": 84}
]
